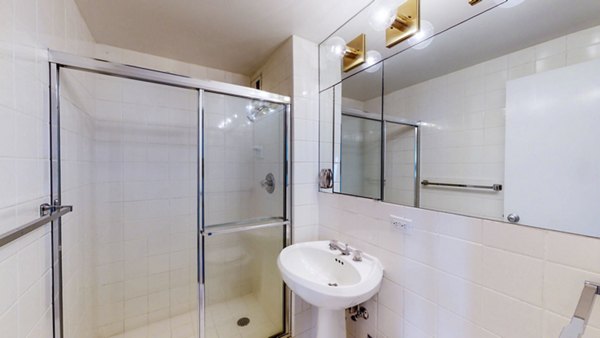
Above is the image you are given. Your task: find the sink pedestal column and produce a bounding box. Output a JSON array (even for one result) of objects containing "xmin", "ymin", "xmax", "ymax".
[{"xmin": 316, "ymin": 308, "xmax": 346, "ymax": 338}]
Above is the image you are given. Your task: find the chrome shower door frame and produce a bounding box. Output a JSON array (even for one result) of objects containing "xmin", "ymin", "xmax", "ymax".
[{"xmin": 48, "ymin": 50, "xmax": 292, "ymax": 338}]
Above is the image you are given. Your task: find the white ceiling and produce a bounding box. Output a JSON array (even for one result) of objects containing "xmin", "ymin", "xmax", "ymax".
[{"xmin": 74, "ymin": 0, "xmax": 373, "ymax": 75}]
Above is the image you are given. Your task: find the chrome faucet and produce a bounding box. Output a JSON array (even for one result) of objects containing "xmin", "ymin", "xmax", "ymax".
[{"xmin": 329, "ymin": 240, "xmax": 352, "ymax": 256}]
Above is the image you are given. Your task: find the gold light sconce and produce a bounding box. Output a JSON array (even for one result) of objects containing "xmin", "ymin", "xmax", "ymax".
[
  {"xmin": 343, "ymin": 34, "xmax": 366, "ymax": 72},
  {"xmin": 386, "ymin": 0, "xmax": 420, "ymax": 48}
]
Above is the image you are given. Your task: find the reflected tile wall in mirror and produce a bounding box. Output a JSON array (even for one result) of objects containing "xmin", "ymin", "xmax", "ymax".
[{"xmin": 318, "ymin": 0, "xmax": 600, "ymax": 238}]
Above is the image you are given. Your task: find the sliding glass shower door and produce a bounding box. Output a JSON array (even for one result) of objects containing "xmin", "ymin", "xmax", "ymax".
[
  {"xmin": 202, "ymin": 92, "xmax": 288, "ymax": 338},
  {"xmin": 60, "ymin": 69, "xmax": 200, "ymax": 338}
]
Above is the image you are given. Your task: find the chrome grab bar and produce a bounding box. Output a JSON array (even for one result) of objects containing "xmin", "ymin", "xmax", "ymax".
[
  {"xmin": 0, "ymin": 203, "xmax": 73, "ymax": 248},
  {"xmin": 559, "ymin": 281, "xmax": 600, "ymax": 338},
  {"xmin": 421, "ymin": 180, "xmax": 503, "ymax": 192}
]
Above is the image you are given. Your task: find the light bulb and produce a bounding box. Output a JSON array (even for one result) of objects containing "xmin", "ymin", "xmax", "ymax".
[
  {"xmin": 323, "ymin": 36, "xmax": 347, "ymax": 60},
  {"xmin": 408, "ymin": 20, "xmax": 434, "ymax": 50},
  {"xmin": 494, "ymin": 0, "xmax": 525, "ymax": 8},
  {"xmin": 368, "ymin": 6, "xmax": 395, "ymax": 32},
  {"xmin": 364, "ymin": 50, "xmax": 382, "ymax": 73}
]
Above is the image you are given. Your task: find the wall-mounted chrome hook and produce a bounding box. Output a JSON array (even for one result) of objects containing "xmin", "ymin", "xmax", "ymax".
[
  {"xmin": 559, "ymin": 281, "xmax": 600, "ymax": 338},
  {"xmin": 319, "ymin": 169, "xmax": 333, "ymax": 189},
  {"xmin": 40, "ymin": 199, "xmax": 73, "ymax": 217}
]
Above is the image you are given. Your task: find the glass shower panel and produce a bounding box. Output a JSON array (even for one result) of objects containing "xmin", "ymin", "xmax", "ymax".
[
  {"xmin": 203, "ymin": 92, "xmax": 286, "ymax": 226},
  {"xmin": 60, "ymin": 68, "xmax": 199, "ymax": 338},
  {"xmin": 339, "ymin": 115, "xmax": 381, "ymax": 199},
  {"xmin": 385, "ymin": 122, "xmax": 418, "ymax": 206},
  {"xmin": 204, "ymin": 225, "xmax": 285, "ymax": 338}
]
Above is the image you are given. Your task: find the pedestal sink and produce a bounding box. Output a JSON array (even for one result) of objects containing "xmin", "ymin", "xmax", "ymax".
[{"xmin": 277, "ymin": 241, "xmax": 384, "ymax": 338}]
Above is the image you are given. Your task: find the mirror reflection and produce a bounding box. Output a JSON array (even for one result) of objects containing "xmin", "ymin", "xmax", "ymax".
[
  {"xmin": 333, "ymin": 67, "xmax": 383, "ymax": 198},
  {"xmin": 319, "ymin": 0, "xmax": 600, "ymax": 238}
]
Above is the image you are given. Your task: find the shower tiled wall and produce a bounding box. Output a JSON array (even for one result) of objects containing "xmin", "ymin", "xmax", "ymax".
[
  {"xmin": 202, "ymin": 92, "xmax": 285, "ymax": 312},
  {"xmin": 90, "ymin": 75, "xmax": 198, "ymax": 337},
  {"xmin": 60, "ymin": 68, "xmax": 96, "ymax": 338},
  {"xmin": 203, "ymin": 93, "xmax": 255, "ymax": 226}
]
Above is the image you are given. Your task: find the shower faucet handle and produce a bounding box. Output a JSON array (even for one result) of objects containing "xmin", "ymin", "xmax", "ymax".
[{"xmin": 261, "ymin": 173, "xmax": 275, "ymax": 193}]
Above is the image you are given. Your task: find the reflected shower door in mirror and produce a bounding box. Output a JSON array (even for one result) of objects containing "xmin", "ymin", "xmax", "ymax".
[
  {"xmin": 330, "ymin": 67, "xmax": 384, "ymax": 199},
  {"xmin": 339, "ymin": 112, "xmax": 382, "ymax": 199},
  {"xmin": 384, "ymin": 120, "xmax": 419, "ymax": 207}
]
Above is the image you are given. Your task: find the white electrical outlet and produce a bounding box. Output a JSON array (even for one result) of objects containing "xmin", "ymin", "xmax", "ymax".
[{"xmin": 390, "ymin": 215, "xmax": 412, "ymax": 231}]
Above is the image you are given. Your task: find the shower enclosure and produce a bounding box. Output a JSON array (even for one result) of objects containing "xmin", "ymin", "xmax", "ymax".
[
  {"xmin": 338, "ymin": 110, "xmax": 419, "ymax": 206},
  {"xmin": 50, "ymin": 51, "xmax": 291, "ymax": 338}
]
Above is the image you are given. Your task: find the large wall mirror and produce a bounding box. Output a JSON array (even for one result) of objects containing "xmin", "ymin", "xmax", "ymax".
[{"xmin": 319, "ymin": 0, "xmax": 600, "ymax": 238}]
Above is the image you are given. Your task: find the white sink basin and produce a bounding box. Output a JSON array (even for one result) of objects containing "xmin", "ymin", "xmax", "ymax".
[{"xmin": 277, "ymin": 241, "xmax": 383, "ymax": 338}]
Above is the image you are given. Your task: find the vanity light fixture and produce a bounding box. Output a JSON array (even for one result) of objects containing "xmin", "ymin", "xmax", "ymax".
[
  {"xmin": 342, "ymin": 34, "xmax": 367, "ymax": 72},
  {"xmin": 386, "ymin": 0, "xmax": 420, "ymax": 48},
  {"xmin": 323, "ymin": 34, "xmax": 367, "ymax": 72},
  {"xmin": 323, "ymin": 36, "xmax": 347, "ymax": 60}
]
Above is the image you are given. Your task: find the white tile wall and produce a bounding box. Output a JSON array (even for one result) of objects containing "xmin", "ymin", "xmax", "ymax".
[
  {"xmin": 319, "ymin": 192, "xmax": 600, "ymax": 338},
  {"xmin": 0, "ymin": 0, "xmax": 95, "ymax": 336},
  {"xmin": 86, "ymin": 74, "xmax": 199, "ymax": 337}
]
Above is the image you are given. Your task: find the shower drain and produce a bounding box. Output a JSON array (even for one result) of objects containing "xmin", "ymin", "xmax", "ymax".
[{"xmin": 237, "ymin": 317, "xmax": 250, "ymax": 327}]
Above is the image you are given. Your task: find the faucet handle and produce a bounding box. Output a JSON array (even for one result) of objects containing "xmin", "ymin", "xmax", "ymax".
[
  {"xmin": 353, "ymin": 250, "xmax": 363, "ymax": 262},
  {"xmin": 329, "ymin": 240, "xmax": 339, "ymax": 250}
]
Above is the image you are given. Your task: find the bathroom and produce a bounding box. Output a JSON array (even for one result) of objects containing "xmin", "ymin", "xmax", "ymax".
[{"xmin": 1, "ymin": 0, "xmax": 600, "ymax": 337}]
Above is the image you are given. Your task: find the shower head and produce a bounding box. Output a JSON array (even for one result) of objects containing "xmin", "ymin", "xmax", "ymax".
[{"xmin": 246, "ymin": 100, "xmax": 283, "ymax": 122}]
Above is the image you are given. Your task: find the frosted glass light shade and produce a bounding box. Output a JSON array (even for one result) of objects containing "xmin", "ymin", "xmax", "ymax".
[
  {"xmin": 368, "ymin": 6, "xmax": 396, "ymax": 31},
  {"xmin": 408, "ymin": 20, "xmax": 434, "ymax": 50},
  {"xmin": 364, "ymin": 50, "xmax": 382, "ymax": 73},
  {"xmin": 323, "ymin": 36, "xmax": 347, "ymax": 60}
]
